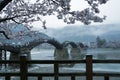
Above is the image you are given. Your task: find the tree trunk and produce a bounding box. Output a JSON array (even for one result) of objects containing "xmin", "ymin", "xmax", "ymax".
[{"xmin": 0, "ymin": 0, "xmax": 12, "ymax": 11}]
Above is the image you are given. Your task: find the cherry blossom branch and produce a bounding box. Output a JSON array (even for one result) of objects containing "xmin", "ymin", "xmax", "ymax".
[
  {"xmin": 0, "ymin": 0, "xmax": 109, "ymax": 30},
  {"xmin": 0, "ymin": 14, "xmax": 32, "ymax": 23}
]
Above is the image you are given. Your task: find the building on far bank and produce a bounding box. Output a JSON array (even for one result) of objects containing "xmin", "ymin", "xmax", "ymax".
[{"xmin": 89, "ymin": 42, "xmax": 97, "ymax": 48}]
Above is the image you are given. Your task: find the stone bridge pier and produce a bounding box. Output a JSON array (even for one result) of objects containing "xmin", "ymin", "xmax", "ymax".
[
  {"xmin": 9, "ymin": 49, "xmax": 31, "ymax": 67},
  {"xmin": 70, "ymin": 47, "xmax": 85, "ymax": 60},
  {"xmin": 9, "ymin": 49, "xmax": 31, "ymax": 61},
  {"xmin": 54, "ymin": 48, "xmax": 69, "ymax": 60}
]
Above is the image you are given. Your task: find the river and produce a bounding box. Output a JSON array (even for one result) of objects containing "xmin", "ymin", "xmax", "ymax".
[
  {"xmin": 1, "ymin": 48, "xmax": 120, "ymax": 80},
  {"xmin": 31, "ymin": 48, "xmax": 120, "ymax": 72}
]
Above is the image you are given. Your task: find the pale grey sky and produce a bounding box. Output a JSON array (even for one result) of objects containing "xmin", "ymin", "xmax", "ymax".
[
  {"xmin": 33, "ymin": 0, "xmax": 120, "ymax": 29},
  {"xmin": 99, "ymin": 0, "xmax": 120, "ymax": 24}
]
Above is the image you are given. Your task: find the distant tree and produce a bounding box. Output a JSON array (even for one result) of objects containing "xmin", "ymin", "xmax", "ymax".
[
  {"xmin": 96, "ymin": 36, "xmax": 106, "ymax": 48},
  {"xmin": 0, "ymin": 0, "xmax": 108, "ymax": 38}
]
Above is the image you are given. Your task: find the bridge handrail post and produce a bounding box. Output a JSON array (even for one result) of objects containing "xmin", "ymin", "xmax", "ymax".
[
  {"xmin": 86, "ymin": 55, "xmax": 93, "ymax": 80},
  {"xmin": 5, "ymin": 75, "xmax": 10, "ymax": 80},
  {"xmin": 54, "ymin": 63, "xmax": 59, "ymax": 80},
  {"xmin": 0, "ymin": 50, "xmax": 2, "ymax": 69},
  {"xmin": 104, "ymin": 75, "xmax": 109, "ymax": 80},
  {"xmin": 20, "ymin": 54, "xmax": 28, "ymax": 80}
]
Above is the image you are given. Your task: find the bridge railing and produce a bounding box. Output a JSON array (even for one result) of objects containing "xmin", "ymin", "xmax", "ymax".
[{"xmin": 0, "ymin": 55, "xmax": 120, "ymax": 80}]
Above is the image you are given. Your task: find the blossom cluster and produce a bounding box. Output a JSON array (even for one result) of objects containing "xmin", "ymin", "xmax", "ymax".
[{"xmin": 0, "ymin": 0, "xmax": 109, "ymax": 35}]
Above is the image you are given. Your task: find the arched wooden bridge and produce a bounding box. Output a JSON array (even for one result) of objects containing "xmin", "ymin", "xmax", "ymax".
[{"xmin": 0, "ymin": 31, "xmax": 86, "ymax": 61}]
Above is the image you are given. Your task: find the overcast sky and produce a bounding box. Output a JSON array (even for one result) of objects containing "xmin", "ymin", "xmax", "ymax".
[{"xmin": 33, "ymin": 0, "xmax": 120, "ymax": 29}]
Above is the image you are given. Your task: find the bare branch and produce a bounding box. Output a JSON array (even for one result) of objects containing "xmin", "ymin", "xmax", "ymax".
[
  {"xmin": 0, "ymin": 31, "xmax": 9, "ymax": 39},
  {"xmin": 0, "ymin": 14, "xmax": 30, "ymax": 23},
  {"xmin": 11, "ymin": 18, "xmax": 22, "ymax": 24}
]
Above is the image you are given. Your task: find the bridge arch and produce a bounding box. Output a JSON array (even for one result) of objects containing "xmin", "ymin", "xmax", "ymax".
[
  {"xmin": 45, "ymin": 39, "xmax": 63, "ymax": 49},
  {"xmin": 31, "ymin": 39, "xmax": 69, "ymax": 60},
  {"xmin": 62, "ymin": 41, "xmax": 86, "ymax": 60},
  {"xmin": 78, "ymin": 42, "xmax": 85, "ymax": 48},
  {"xmin": 62, "ymin": 41, "xmax": 78, "ymax": 48},
  {"xmin": 30, "ymin": 39, "xmax": 63, "ymax": 50}
]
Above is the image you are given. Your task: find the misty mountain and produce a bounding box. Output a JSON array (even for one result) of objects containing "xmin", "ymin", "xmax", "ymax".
[
  {"xmin": 40, "ymin": 24, "xmax": 120, "ymax": 42},
  {"xmin": 103, "ymin": 31, "xmax": 120, "ymax": 41}
]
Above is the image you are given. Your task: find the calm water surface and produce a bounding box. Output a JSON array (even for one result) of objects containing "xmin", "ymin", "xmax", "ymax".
[{"xmin": 31, "ymin": 48, "xmax": 120, "ymax": 72}]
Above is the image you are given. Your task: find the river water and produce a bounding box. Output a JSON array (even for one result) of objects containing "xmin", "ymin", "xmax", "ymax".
[
  {"xmin": 31, "ymin": 48, "xmax": 120, "ymax": 72},
  {"xmin": 0, "ymin": 48, "xmax": 120, "ymax": 80}
]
